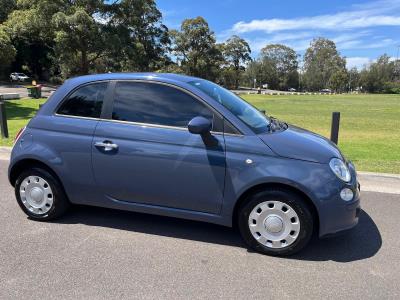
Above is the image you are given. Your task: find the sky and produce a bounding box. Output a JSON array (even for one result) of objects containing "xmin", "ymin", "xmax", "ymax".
[{"xmin": 156, "ymin": 0, "xmax": 400, "ymax": 69}]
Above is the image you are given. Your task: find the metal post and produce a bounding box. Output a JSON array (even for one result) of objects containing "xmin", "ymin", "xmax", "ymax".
[
  {"xmin": 0, "ymin": 99, "xmax": 9, "ymax": 139},
  {"xmin": 330, "ymin": 112, "xmax": 340, "ymax": 144}
]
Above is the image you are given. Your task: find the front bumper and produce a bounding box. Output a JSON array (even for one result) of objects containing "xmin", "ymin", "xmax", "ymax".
[{"xmin": 318, "ymin": 162, "xmax": 361, "ymax": 238}]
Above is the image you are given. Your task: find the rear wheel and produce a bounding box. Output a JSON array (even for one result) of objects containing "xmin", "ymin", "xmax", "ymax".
[
  {"xmin": 238, "ymin": 189, "xmax": 313, "ymax": 256},
  {"xmin": 15, "ymin": 168, "xmax": 70, "ymax": 220}
]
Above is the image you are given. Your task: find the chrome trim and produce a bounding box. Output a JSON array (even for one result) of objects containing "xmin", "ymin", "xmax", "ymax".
[
  {"xmin": 54, "ymin": 113, "xmax": 243, "ymax": 137},
  {"xmin": 53, "ymin": 79, "xmax": 244, "ymax": 137},
  {"xmin": 53, "ymin": 113, "xmax": 101, "ymax": 121},
  {"xmin": 94, "ymin": 141, "xmax": 119, "ymax": 151}
]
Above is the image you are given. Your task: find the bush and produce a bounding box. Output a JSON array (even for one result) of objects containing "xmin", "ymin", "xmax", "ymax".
[
  {"xmin": 49, "ymin": 76, "xmax": 63, "ymax": 85},
  {"xmin": 383, "ymin": 81, "xmax": 400, "ymax": 94}
]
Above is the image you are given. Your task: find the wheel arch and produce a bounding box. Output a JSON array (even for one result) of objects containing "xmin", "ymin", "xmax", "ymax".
[
  {"xmin": 9, "ymin": 158, "xmax": 64, "ymax": 190},
  {"xmin": 232, "ymin": 182, "xmax": 320, "ymax": 233}
]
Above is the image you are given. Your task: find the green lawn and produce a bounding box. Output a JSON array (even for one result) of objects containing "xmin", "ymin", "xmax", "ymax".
[
  {"xmin": 0, "ymin": 98, "xmax": 46, "ymax": 147},
  {"xmin": 242, "ymin": 93, "xmax": 400, "ymax": 174},
  {"xmin": 1, "ymin": 94, "xmax": 399, "ymax": 173}
]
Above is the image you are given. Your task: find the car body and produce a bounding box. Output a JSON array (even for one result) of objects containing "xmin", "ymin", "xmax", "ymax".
[
  {"xmin": 10, "ymin": 72, "xmax": 30, "ymax": 82},
  {"xmin": 8, "ymin": 73, "xmax": 360, "ymax": 256}
]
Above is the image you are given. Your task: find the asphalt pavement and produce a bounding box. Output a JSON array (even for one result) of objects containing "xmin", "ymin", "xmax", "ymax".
[
  {"xmin": 0, "ymin": 83, "xmax": 56, "ymax": 98},
  {"xmin": 0, "ymin": 159, "xmax": 399, "ymax": 299}
]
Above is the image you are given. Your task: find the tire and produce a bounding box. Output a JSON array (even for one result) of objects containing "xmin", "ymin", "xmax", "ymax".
[
  {"xmin": 15, "ymin": 167, "xmax": 70, "ymax": 221},
  {"xmin": 238, "ymin": 189, "xmax": 314, "ymax": 256}
]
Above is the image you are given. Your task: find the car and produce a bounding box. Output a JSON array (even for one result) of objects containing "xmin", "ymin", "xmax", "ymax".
[
  {"xmin": 288, "ymin": 88, "xmax": 296, "ymax": 92},
  {"xmin": 320, "ymin": 88, "xmax": 332, "ymax": 94},
  {"xmin": 10, "ymin": 72, "xmax": 30, "ymax": 82},
  {"xmin": 8, "ymin": 73, "xmax": 360, "ymax": 256}
]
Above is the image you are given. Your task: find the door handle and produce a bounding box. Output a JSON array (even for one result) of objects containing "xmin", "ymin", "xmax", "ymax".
[{"xmin": 94, "ymin": 141, "xmax": 119, "ymax": 151}]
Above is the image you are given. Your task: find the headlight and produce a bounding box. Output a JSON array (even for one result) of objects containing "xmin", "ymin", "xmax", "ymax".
[{"xmin": 329, "ymin": 158, "xmax": 351, "ymax": 182}]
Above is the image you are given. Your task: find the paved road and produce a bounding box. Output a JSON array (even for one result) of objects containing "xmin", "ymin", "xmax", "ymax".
[
  {"xmin": 0, "ymin": 160, "xmax": 399, "ymax": 299},
  {"xmin": 0, "ymin": 83, "xmax": 56, "ymax": 98}
]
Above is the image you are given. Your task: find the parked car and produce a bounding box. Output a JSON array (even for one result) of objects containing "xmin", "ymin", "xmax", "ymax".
[
  {"xmin": 288, "ymin": 88, "xmax": 296, "ymax": 92},
  {"xmin": 10, "ymin": 72, "xmax": 30, "ymax": 82},
  {"xmin": 8, "ymin": 73, "xmax": 360, "ymax": 256},
  {"xmin": 320, "ymin": 88, "xmax": 332, "ymax": 94}
]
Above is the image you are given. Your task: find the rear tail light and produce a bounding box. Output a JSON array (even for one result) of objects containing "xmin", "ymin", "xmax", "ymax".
[{"xmin": 14, "ymin": 126, "xmax": 26, "ymax": 144}]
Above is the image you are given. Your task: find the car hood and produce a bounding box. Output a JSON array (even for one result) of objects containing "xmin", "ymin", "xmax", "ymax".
[{"xmin": 258, "ymin": 124, "xmax": 344, "ymax": 163}]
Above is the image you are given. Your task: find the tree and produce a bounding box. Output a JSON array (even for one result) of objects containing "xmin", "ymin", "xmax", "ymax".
[
  {"xmin": 4, "ymin": 0, "xmax": 70, "ymax": 78},
  {"xmin": 330, "ymin": 69, "xmax": 348, "ymax": 93},
  {"xmin": 259, "ymin": 44, "xmax": 298, "ymax": 90},
  {"xmin": 348, "ymin": 67, "xmax": 360, "ymax": 91},
  {"xmin": 303, "ymin": 38, "xmax": 346, "ymax": 91},
  {"xmin": 222, "ymin": 35, "xmax": 251, "ymax": 88},
  {"xmin": 170, "ymin": 17, "xmax": 223, "ymax": 81},
  {"xmin": 107, "ymin": 0, "xmax": 170, "ymax": 72},
  {"xmin": 359, "ymin": 54, "xmax": 396, "ymax": 93},
  {"xmin": 0, "ymin": 26, "xmax": 16, "ymax": 70},
  {"xmin": 242, "ymin": 60, "xmax": 264, "ymax": 88},
  {"xmin": 0, "ymin": 0, "xmax": 16, "ymax": 23},
  {"xmin": 53, "ymin": 7, "xmax": 108, "ymax": 76}
]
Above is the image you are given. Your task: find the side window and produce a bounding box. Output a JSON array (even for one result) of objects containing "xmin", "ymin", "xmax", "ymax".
[
  {"xmin": 57, "ymin": 82, "xmax": 108, "ymax": 118},
  {"xmin": 112, "ymin": 82, "xmax": 215, "ymax": 128}
]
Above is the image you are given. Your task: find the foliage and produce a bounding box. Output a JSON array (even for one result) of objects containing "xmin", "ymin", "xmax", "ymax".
[
  {"xmin": 0, "ymin": 0, "xmax": 16, "ymax": 23},
  {"xmin": 1, "ymin": 0, "xmax": 169, "ymax": 79},
  {"xmin": 259, "ymin": 44, "xmax": 298, "ymax": 90},
  {"xmin": 170, "ymin": 17, "xmax": 223, "ymax": 81},
  {"xmin": 241, "ymin": 44, "xmax": 298, "ymax": 90},
  {"xmin": 1, "ymin": 1, "xmax": 400, "ymax": 93},
  {"xmin": 106, "ymin": 0, "xmax": 170, "ymax": 72},
  {"xmin": 359, "ymin": 54, "xmax": 397, "ymax": 93},
  {"xmin": 221, "ymin": 35, "xmax": 251, "ymax": 88},
  {"xmin": 303, "ymin": 38, "xmax": 347, "ymax": 91},
  {"xmin": 382, "ymin": 81, "xmax": 400, "ymax": 94},
  {"xmin": 0, "ymin": 25, "xmax": 16, "ymax": 67}
]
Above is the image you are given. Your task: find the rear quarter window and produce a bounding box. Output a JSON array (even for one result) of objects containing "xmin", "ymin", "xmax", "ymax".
[{"xmin": 57, "ymin": 82, "xmax": 108, "ymax": 118}]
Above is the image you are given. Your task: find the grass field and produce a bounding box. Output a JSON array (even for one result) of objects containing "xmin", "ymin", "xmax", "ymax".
[
  {"xmin": 1, "ymin": 94, "xmax": 399, "ymax": 173},
  {"xmin": 242, "ymin": 93, "xmax": 400, "ymax": 174},
  {"xmin": 0, "ymin": 98, "xmax": 46, "ymax": 147}
]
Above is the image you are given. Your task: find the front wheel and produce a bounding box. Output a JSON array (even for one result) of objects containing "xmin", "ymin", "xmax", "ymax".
[
  {"xmin": 15, "ymin": 168, "xmax": 70, "ymax": 220},
  {"xmin": 238, "ymin": 189, "xmax": 314, "ymax": 256}
]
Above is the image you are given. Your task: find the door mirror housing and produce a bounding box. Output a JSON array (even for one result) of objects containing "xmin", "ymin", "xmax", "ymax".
[{"xmin": 188, "ymin": 116, "xmax": 212, "ymax": 135}]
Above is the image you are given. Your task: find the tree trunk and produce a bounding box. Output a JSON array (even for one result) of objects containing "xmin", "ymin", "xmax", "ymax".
[{"xmin": 81, "ymin": 49, "xmax": 89, "ymax": 75}]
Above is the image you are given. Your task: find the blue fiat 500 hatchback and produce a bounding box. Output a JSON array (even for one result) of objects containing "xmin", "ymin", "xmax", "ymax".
[{"xmin": 8, "ymin": 73, "xmax": 360, "ymax": 256}]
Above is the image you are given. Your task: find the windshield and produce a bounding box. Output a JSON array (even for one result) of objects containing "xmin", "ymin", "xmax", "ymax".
[
  {"xmin": 17, "ymin": 73, "xmax": 26, "ymax": 76},
  {"xmin": 188, "ymin": 80, "xmax": 270, "ymax": 134}
]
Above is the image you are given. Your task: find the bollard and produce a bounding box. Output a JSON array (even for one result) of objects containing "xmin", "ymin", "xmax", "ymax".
[
  {"xmin": 0, "ymin": 100, "xmax": 9, "ymax": 138},
  {"xmin": 330, "ymin": 112, "xmax": 340, "ymax": 144}
]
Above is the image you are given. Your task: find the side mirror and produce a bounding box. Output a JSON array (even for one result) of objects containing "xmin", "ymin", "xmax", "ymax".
[{"xmin": 188, "ymin": 116, "xmax": 212, "ymax": 135}]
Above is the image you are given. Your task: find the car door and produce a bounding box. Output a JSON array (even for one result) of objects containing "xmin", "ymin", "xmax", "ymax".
[{"xmin": 92, "ymin": 81, "xmax": 226, "ymax": 214}]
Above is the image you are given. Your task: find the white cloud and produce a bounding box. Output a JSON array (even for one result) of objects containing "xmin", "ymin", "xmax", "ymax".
[
  {"xmin": 230, "ymin": 1, "xmax": 400, "ymax": 33},
  {"xmin": 346, "ymin": 57, "xmax": 372, "ymax": 69}
]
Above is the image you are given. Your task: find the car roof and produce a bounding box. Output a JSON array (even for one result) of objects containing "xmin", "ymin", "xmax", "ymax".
[{"xmin": 65, "ymin": 73, "xmax": 200, "ymax": 86}]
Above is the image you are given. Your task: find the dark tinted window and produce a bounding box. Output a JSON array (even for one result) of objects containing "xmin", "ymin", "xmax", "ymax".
[
  {"xmin": 58, "ymin": 82, "xmax": 108, "ymax": 118},
  {"xmin": 112, "ymin": 82, "xmax": 214, "ymax": 128}
]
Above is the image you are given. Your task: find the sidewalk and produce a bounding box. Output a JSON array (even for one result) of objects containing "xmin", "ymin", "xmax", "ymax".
[{"xmin": 0, "ymin": 146, "xmax": 399, "ymax": 194}]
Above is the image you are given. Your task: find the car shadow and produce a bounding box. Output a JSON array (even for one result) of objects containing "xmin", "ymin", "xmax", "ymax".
[
  {"xmin": 4, "ymin": 100, "xmax": 39, "ymax": 120},
  {"xmin": 54, "ymin": 207, "xmax": 381, "ymax": 262}
]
